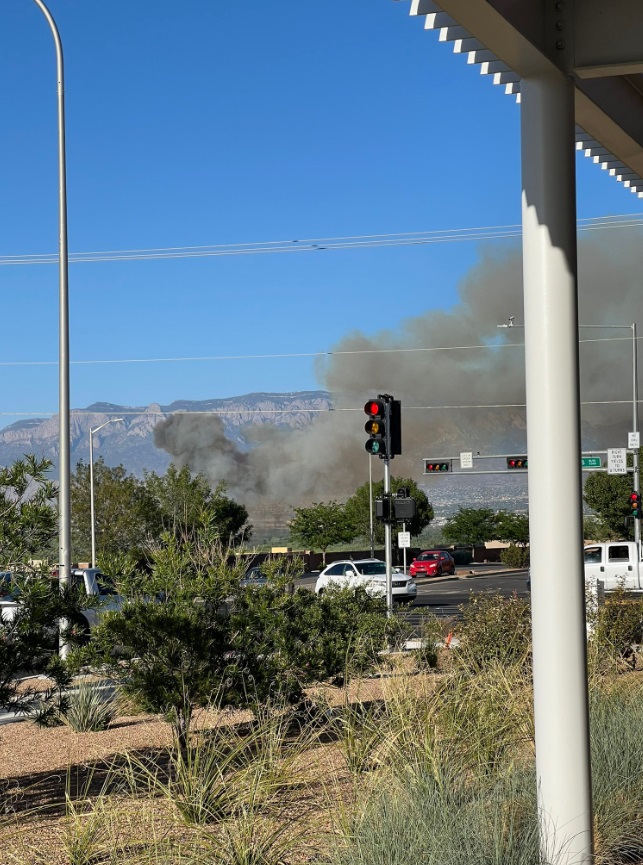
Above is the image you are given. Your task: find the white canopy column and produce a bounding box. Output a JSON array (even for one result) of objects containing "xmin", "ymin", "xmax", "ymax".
[{"xmin": 521, "ymin": 71, "xmax": 593, "ymax": 865}]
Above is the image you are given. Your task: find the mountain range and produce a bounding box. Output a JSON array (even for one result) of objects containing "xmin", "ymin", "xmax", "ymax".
[{"xmin": 0, "ymin": 391, "xmax": 332, "ymax": 477}]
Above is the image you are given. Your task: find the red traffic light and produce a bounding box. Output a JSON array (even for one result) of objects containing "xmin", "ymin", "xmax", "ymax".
[
  {"xmin": 424, "ymin": 460, "xmax": 452, "ymax": 473},
  {"xmin": 507, "ymin": 457, "xmax": 528, "ymax": 469},
  {"xmin": 364, "ymin": 399, "xmax": 386, "ymax": 418}
]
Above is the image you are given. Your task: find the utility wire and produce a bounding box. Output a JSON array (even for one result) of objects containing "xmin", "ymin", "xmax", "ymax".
[
  {"xmin": 1, "ymin": 399, "xmax": 639, "ymax": 418},
  {"xmin": 1, "ymin": 213, "xmax": 642, "ymax": 267},
  {"xmin": 0, "ymin": 334, "xmax": 635, "ymax": 368}
]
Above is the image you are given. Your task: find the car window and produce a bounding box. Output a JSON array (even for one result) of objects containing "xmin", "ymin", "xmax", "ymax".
[
  {"xmin": 343, "ymin": 564, "xmax": 357, "ymax": 576},
  {"xmin": 608, "ymin": 545, "xmax": 630, "ymax": 562},
  {"xmin": 324, "ymin": 564, "xmax": 344, "ymax": 576},
  {"xmin": 356, "ymin": 562, "xmax": 387, "ymax": 575},
  {"xmin": 584, "ymin": 548, "xmax": 602, "ymax": 565},
  {"xmin": 418, "ymin": 553, "xmax": 438, "ymax": 561}
]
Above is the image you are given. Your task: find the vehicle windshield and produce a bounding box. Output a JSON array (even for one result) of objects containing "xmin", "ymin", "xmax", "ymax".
[
  {"xmin": 418, "ymin": 553, "xmax": 439, "ymax": 561},
  {"xmin": 356, "ymin": 562, "xmax": 387, "ymax": 576}
]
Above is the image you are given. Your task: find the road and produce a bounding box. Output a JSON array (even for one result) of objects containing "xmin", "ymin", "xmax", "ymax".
[{"xmin": 296, "ymin": 566, "xmax": 530, "ymax": 621}]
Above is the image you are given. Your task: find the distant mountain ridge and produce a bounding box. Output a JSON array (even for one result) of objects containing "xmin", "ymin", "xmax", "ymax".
[{"xmin": 0, "ymin": 391, "xmax": 332, "ymax": 476}]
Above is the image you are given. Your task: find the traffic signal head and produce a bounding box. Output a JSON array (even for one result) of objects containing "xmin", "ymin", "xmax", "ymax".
[
  {"xmin": 424, "ymin": 460, "xmax": 452, "ymax": 473},
  {"xmin": 364, "ymin": 399, "xmax": 387, "ymax": 456},
  {"xmin": 631, "ymin": 492, "xmax": 642, "ymax": 519},
  {"xmin": 507, "ymin": 457, "xmax": 528, "ymax": 470}
]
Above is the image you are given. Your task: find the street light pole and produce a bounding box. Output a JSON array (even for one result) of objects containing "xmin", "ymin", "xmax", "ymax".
[
  {"xmin": 29, "ymin": 0, "xmax": 71, "ymax": 656},
  {"xmin": 89, "ymin": 419, "xmax": 123, "ymax": 568}
]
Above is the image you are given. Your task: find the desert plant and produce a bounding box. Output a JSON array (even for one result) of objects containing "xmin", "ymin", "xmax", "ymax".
[
  {"xmin": 330, "ymin": 761, "xmax": 541, "ymax": 865},
  {"xmin": 332, "ymin": 700, "xmax": 384, "ymax": 775},
  {"xmin": 588, "ymin": 586, "xmax": 643, "ymax": 672},
  {"xmin": 62, "ymin": 680, "xmax": 117, "ymax": 732},
  {"xmin": 456, "ymin": 591, "xmax": 531, "ymax": 669},
  {"xmin": 590, "ymin": 682, "xmax": 643, "ymax": 864},
  {"xmin": 434, "ymin": 660, "xmax": 534, "ymax": 774}
]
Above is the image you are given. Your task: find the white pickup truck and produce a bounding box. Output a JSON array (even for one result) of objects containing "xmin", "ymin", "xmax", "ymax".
[
  {"xmin": 0, "ymin": 568, "xmax": 121, "ymax": 639},
  {"xmin": 584, "ymin": 542, "xmax": 643, "ymax": 591}
]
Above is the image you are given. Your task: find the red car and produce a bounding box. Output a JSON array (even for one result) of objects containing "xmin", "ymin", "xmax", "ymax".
[{"xmin": 409, "ymin": 550, "xmax": 456, "ymax": 578}]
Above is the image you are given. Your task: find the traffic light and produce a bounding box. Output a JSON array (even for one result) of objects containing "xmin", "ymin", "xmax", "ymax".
[
  {"xmin": 375, "ymin": 495, "xmax": 391, "ymax": 520},
  {"xmin": 388, "ymin": 399, "xmax": 402, "ymax": 457},
  {"xmin": 364, "ymin": 399, "xmax": 387, "ymax": 456},
  {"xmin": 424, "ymin": 460, "xmax": 452, "ymax": 473},
  {"xmin": 630, "ymin": 492, "xmax": 642, "ymax": 519},
  {"xmin": 506, "ymin": 457, "xmax": 528, "ymax": 470}
]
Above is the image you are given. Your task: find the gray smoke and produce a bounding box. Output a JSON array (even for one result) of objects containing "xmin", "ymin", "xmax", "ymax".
[{"xmin": 154, "ymin": 228, "xmax": 643, "ymax": 508}]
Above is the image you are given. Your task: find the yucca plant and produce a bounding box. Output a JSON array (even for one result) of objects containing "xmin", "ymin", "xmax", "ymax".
[{"xmin": 63, "ymin": 679, "xmax": 116, "ymax": 732}]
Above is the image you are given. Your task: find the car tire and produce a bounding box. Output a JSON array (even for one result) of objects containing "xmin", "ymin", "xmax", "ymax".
[
  {"xmin": 317, "ymin": 588, "xmax": 324, "ymax": 597},
  {"xmin": 71, "ymin": 615, "xmax": 91, "ymax": 647},
  {"xmin": 437, "ymin": 566, "xmax": 443, "ymax": 577}
]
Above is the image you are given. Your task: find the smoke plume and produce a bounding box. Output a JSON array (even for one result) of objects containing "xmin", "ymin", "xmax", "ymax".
[{"xmin": 154, "ymin": 228, "xmax": 643, "ymax": 509}]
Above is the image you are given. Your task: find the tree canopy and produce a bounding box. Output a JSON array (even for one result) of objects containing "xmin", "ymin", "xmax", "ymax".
[
  {"xmin": 583, "ymin": 470, "xmax": 634, "ymax": 539},
  {"xmin": 443, "ymin": 507, "xmax": 499, "ymax": 547},
  {"xmin": 144, "ymin": 464, "xmax": 251, "ymax": 545},
  {"xmin": 0, "ymin": 455, "xmax": 57, "ymax": 567},
  {"xmin": 288, "ymin": 501, "xmax": 356, "ymax": 562},
  {"xmin": 71, "ymin": 459, "xmax": 161, "ymax": 560},
  {"xmin": 344, "ymin": 476, "xmax": 433, "ymax": 545}
]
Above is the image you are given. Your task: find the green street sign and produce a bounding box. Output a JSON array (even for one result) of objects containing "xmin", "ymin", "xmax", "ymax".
[{"xmin": 581, "ymin": 457, "xmax": 602, "ymax": 468}]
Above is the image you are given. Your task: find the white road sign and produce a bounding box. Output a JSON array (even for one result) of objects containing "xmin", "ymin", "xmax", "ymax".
[
  {"xmin": 628, "ymin": 432, "xmax": 640, "ymax": 449},
  {"xmin": 460, "ymin": 451, "xmax": 473, "ymax": 469},
  {"xmin": 607, "ymin": 448, "xmax": 627, "ymax": 475},
  {"xmin": 397, "ymin": 531, "xmax": 411, "ymax": 548}
]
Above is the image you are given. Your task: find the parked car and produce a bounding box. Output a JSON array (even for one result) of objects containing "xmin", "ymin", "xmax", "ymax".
[
  {"xmin": 240, "ymin": 566, "xmax": 269, "ymax": 588},
  {"xmin": 409, "ymin": 550, "xmax": 456, "ymax": 578},
  {"xmin": 0, "ymin": 568, "xmax": 121, "ymax": 642},
  {"xmin": 314, "ymin": 559, "xmax": 417, "ymax": 603}
]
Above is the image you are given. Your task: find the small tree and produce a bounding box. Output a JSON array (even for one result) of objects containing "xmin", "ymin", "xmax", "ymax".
[
  {"xmin": 144, "ymin": 465, "xmax": 251, "ymax": 545},
  {"xmin": 71, "ymin": 459, "xmax": 161, "ymax": 559},
  {"xmin": 344, "ymin": 477, "xmax": 433, "ymax": 545},
  {"xmin": 86, "ymin": 534, "xmax": 241, "ymax": 751},
  {"xmin": 443, "ymin": 507, "xmax": 498, "ymax": 547},
  {"xmin": 495, "ymin": 511, "xmax": 530, "ymax": 567},
  {"xmin": 289, "ymin": 501, "xmax": 356, "ymax": 563},
  {"xmin": 583, "ymin": 470, "xmax": 634, "ymax": 539},
  {"xmin": 0, "ymin": 455, "xmax": 57, "ymax": 566}
]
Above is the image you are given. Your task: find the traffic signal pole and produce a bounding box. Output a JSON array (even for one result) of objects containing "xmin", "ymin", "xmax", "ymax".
[{"xmin": 383, "ymin": 455, "xmax": 393, "ymax": 615}]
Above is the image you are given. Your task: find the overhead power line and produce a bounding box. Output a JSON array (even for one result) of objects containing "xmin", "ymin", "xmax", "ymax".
[
  {"xmin": 0, "ymin": 334, "xmax": 634, "ymax": 369},
  {"xmin": 0, "ymin": 398, "xmax": 639, "ymax": 418},
  {"xmin": 0, "ymin": 213, "xmax": 642, "ymax": 267}
]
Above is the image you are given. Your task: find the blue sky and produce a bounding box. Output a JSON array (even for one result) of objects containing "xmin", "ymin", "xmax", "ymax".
[{"xmin": 1, "ymin": 0, "xmax": 642, "ymax": 425}]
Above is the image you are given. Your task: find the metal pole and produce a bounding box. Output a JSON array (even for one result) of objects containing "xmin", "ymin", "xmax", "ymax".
[
  {"xmin": 383, "ymin": 457, "xmax": 392, "ymax": 615},
  {"xmin": 89, "ymin": 431, "xmax": 96, "ymax": 569},
  {"xmin": 402, "ymin": 521, "xmax": 407, "ymax": 575},
  {"xmin": 369, "ymin": 455, "xmax": 375, "ymax": 558},
  {"xmin": 632, "ymin": 323, "xmax": 640, "ymax": 552},
  {"xmin": 30, "ymin": 0, "xmax": 71, "ymax": 659},
  {"xmin": 87, "ymin": 418, "xmax": 122, "ymax": 569},
  {"xmin": 521, "ymin": 73, "xmax": 593, "ymax": 864}
]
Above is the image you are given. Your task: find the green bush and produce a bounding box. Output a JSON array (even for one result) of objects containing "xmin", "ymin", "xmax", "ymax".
[
  {"xmin": 500, "ymin": 544, "xmax": 530, "ymax": 568},
  {"xmin": 589, "ymin": 586, "xmax": 643, "ymax": 671},
  {"xmin": 456, "ymin": 592, "xmax": 531, "ymax": 669}
]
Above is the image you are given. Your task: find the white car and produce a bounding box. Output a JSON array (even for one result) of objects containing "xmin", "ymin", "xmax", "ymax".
[
  {"xmin": 314, "ymin": 559, "xmax": 417, "ymax": 604},
  {"xmin": 0, "ymin": 568, "xmax": 121, "ymax": 642}
]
